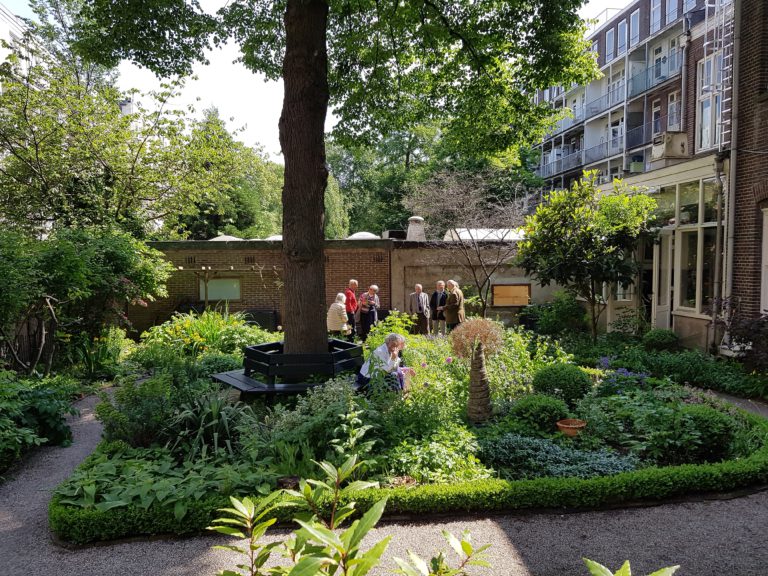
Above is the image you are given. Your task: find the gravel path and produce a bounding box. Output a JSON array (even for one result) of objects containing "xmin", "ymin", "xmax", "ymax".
[{"xmin": 1, "ymin": 394, "xmax": 767, "ymax": 576}]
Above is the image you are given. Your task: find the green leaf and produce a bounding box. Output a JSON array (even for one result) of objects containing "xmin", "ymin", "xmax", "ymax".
[
  {"xmin": 207, "ymin": 526, "xmax": 246, "ymax": 538},
  {"xmin": 615, "ymin": 560, "xmax": 632, "ymax": 576},
  {"xmin": 173, "ymin": 500, "xmax": 188, "ymax": 521},
  {"xmin": 348, "ymin": 536, "xmax": 391, "ymax": 576},
  {"xmin": 349, "ymin": 498, "xmax": 387, "ymax": 550},
  {"xmin": 583, "ymin": 558, "xmax": 616, "ymax": 576},
  {"xmin": 406, "ymin": 550, "xmax": 430, "ymax": 576},
  {"xmin": 294, "ymin": 520, "xmax": 345, "ymax": 552},
  {"xmin": 648, "ymin": 567, "xmax": 680, "ymax": 576},
  {"xmin": 443, "ymin": 530, "xmax": 463, "ymax": 557},
  {"xmin": 287, "ymin": 556, "xmax": 330, "ymax": 576}
]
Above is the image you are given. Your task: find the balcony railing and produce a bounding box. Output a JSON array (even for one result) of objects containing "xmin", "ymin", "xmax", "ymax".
[
  {"xmin": 562, "ymin": 149, "xmax": 585, "ymax": 171},
  {"xmin": 625, "ymin": 106, "xmax": 682, "ymax": 150},
  {"xmin": 585, "ymin": 84, "xmax": 625, "ymax": 120},
  {"xmin": 535, "ymin": 149, "xmax": 587, "ymax": 178},
  {"xmin": 628, "ymin": 55, "xmax": 682, "ymax": 97},
  {"xmin": 584, "ymin": 138, "xmax": 624, "ymax": 164}
]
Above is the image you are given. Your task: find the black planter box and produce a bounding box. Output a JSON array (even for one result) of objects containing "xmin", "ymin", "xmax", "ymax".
[{"xmin": 243, "ymin": 338, "xmax": 363, "ymax": 386}]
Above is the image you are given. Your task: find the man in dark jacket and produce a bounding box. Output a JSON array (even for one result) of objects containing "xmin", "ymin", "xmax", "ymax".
[{"xmin": 429, "ymin": 280, "xmax": 448, "ymax": 336}]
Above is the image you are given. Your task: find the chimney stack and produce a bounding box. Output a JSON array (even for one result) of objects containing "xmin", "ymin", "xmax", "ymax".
[{"xmin": 406, "ymin": 216, "xmax": 426, "ymax": 242}]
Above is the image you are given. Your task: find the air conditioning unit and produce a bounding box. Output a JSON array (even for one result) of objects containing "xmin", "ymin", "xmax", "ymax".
[{"xmin": 651, "ymin": 131, "xmax": 688, "ymax": 160}]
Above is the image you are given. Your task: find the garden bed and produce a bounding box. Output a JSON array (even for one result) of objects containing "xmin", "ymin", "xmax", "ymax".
[{"xmin": 48, "ymin": 310, "xmax": 768, "ymax": 544}]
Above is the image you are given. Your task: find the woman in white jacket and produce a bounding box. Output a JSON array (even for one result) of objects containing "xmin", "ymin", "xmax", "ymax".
[{"xmin": 327, "ymin": 293, "xmax": 350, "ymax": 338}]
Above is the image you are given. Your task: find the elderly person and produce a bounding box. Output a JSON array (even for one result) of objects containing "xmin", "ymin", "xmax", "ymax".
[
  {"xmin": 429, "ymin": 280, "xmax": 448, "ymax": 337},
  {"xmin": 407, "ymin": 283, "xmax": 431, "ymax": 335},
  {"xmin": 344, "ymin": 279, "xmax": 359, "ymax": 341},
  {"xmin": 327, "ymin": 293, "xmax": 350, "ymax": 338},
  {"xmin": 444, "ymin": 279, "xmax": 465, "ymax": 333},
  {"xmin": 358, "ymin": 284, "xmax": 380, "ymax": 340},
  {"xmin": 356, "ymin": 333, "xmax": 409, "ymax": 391}
]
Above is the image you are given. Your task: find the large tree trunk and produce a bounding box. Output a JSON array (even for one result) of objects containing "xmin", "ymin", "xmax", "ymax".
[
  {"xmin": 468, "ymin": 341, "xmax": 492, "ymax": 424},
  {"xmin": 279, "ymin": 0, "xmax": 330, "ymax": 354}
]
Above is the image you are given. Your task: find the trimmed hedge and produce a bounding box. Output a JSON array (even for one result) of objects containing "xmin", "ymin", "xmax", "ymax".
[{"xmin": 49, "ymin": 412, "xmax": 768, "ymax": 545}]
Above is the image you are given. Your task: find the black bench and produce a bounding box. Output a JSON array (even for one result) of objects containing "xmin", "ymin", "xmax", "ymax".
[{"xmin": 213, "ymin": 338, "xmax": 364, "ymax": 400}]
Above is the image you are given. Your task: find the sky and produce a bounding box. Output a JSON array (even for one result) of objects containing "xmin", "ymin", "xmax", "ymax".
[{"xmin": 3, "ymin": 0, "xmax": 630, "ymax": 162}]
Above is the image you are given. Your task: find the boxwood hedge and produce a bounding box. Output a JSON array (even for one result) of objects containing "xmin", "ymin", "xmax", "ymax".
[{"xmin": 49, "ymin": 412, "xmax": 768, "ymax": 545}]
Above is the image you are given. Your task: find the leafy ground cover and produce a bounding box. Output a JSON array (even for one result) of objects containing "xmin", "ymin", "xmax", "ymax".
[
  {"xmin": 48, "ymin": 310, "xmax": 768, "ymax": 544},
  {"xmin": 0, "ymin": 371, "xmax": 84, "ymax": 474}
]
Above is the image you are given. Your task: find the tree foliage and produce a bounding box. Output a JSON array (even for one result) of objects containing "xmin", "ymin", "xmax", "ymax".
[
  {"xmin": 0, "ymin": 229, "xmax": 172, "ymax": 374},
  {"xmin": 404, "ymin": 169, "xmax": 525, "ymax": 317},
  {"xmin": 516, "ymin": 172, "xmax": 656, "ymax": 341},
  {"xmin": 0, "ymin": 47, "xmax": 247, "ymax": 237}
]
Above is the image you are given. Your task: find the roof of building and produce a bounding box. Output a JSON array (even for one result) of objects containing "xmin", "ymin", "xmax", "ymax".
[
  {"xmin": 209, "ymin": 234, "xmax": 243, "ymax": 241},
  {"xmin": 346, "ymin": 231, "xmax": 381, "ymax": 240},
  {"xmin": 442, "ymin": 228, "xmax": 524, "ymax": 242}
]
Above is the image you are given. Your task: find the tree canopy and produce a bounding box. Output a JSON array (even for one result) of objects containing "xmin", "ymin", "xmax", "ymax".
[
  {"xmin": 70, "ymin": 0, "xmax": 598, "ymax": 353},
  {"xmin": 517, "ymin": 172, "xmax": 657, "ymax": 341}
]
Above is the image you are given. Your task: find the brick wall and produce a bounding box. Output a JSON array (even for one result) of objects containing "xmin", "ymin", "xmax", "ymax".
[
  {"xmin": 732, "ymin": 0, "xmax": 768, "ymax": 319},
  {"xmin": 127, "ymin": 240, "xmax": 392, "ymax": 335}
]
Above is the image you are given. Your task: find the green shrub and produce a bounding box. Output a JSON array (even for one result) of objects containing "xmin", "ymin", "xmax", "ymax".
[
  {"xmin": 532, "ymin": 363, "xmax": 592, "ymax": 407},
  {"xmin": 479, "ymin": 433, "xmax": 639, "ymax": 480},
  {"xmin": 385, "ymin": 426, "xmax": 491, "ymax": 484},
  {"xmin": 0, "ymin": 372, "xmax": 77, "ymax": 470},
  {"xmin": 678, "ymin": 403, "xmax": 737, "ymax": 463},
  {"xmin": 140, "ymin": 309, "xmax": 274, "ymax": 358},
  {"xmin": 49, "ymin": 412, "xmax": 768, "ymax": 544},
  {"xmin": 642, "ymin": 328, "xmax": 679, "ymax": 352},
  {"xmin": 508, "ymin": 394, "xmax": 569, "ymax": 434},
  {"xmin": 95, "ymin": 374, "xmax": 175, "ymax": 447},
  {"xmin": 194, "ymin": 351, "xmax": 243, "ymax": 376},
  {"xmin": 519, "ymin": 292, "xmax": 586, "ymax": 336}
]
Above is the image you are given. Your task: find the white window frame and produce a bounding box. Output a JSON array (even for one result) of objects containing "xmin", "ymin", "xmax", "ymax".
[
  {"xmin": 684, "ymin": 0, "xmax": 697, "ymax": 12},
  {"xmin": 606, "ymin": 28, "xmax": 615, "ymax": 62},
  {"xmin": 199, "ymin": 277, "xmax": 242, "ymax": 302},
  {"xmin": 762, "ymin": 208, "xmax": 768, "ymax": 313},
  {"xmin": 697, "ymin": 53, "xmax": 723, "ymax": 150},
  {"xmin": 630, "ymin": 9, "xmax": 640, "ymax": 47},
  {"xmin": 652, "ymin": 99, "xmax": 662, "ymax": 134},
  {"xmin": 651, "ymin": 0, "xmax": 662, "ymax": 34},
  {"xmin": 666, "ymin": 0, "xmax": 678, "ymax": 23},
  {"xmin": 591, "ymin": 40, "xmax": 599, "ymax": 54},
  {"xmin": 668, "ymin": 91, "xmax": 681, "ymax": 131},
  {"xmin": 617, "ymin": 20, "xmax": 627, "ymax": 55}
]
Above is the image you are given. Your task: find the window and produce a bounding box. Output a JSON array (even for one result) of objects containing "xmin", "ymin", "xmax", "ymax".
[
  {"xmin": 679, "ymin": 181, "xmax": 700, "ymax": 225},
  {"xmin": 702, "ymin": 180, "xmax": 719, "ymax": 222},
  {"xmin": 618, "ymin": 20, "xmax": 627, "ymax": 55},
  {"xmin": 606, "ymin": 28, "xmax": 615, "ymax": 61},
  {"xmin": 697, "ymin": 53, "xmax": 723, "ymax": 150},
  {"xmin": 666, "ymin": 0, "xmax": 678, "ymax": 23},
  {"xmin": 630, "ymin": 10, "xmax": 640, "ymax": 46},
  {"xmin": 652, "ymin": 99, "xmax": 662, "ymax": 134},
  {"xmin": 653, "ymin": 46, "xmax": 664, "ymax": 80},
  {"xmin": 591, "ymin": 40, "xmax": 599, "ymax": 54},
  {"xmin": 492, "ymin": 284, "xmax": 531, "ymax": 306},
  {"xmin": 199, "ymin": 278, "xmax": 241, "ymax": 301},
  {"xmin": 653, "ymin": 185, "xmax": 677, "ymax": 227},
  {"xmin": 615, "ymin": 281, "xmax": 633, "ymax": 302},
  {"xmin": 668, "ymin": 91, "xmax": 681, "ymax": 130},
  {"xmin": 651, "ymin": 0, "xmax": 662, "ymax": 33},
  {"xmin": 679, "ymin": 230, "xmax": 698, "ymax": 308},
  {"xmin": 762, "ymin": 208, "xmax": 768, "ymax": 312},
  {"xmin": 684, "ymin": 0, "xmax": 697, "ymax": 12},
  {"xmin": 610, "ymin": 70, "xmax": 625, "ymax": 105}
]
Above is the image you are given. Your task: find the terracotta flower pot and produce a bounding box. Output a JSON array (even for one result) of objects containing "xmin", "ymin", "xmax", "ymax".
[{"xmin": 557, "ymin": 418, "xmax": 586, "ymax": 437}]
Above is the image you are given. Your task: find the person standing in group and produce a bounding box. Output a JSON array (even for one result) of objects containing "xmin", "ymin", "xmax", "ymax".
[
  {"xmin": 344, "ymin": 279, "xmax": 359, "ymax": 341},
  {"xmin": 444, "ymin": 279, "xmax": 465, "ymax": 332},
  {"xmin": 407, "ymin": 283, "xmax": 431, "ymax": 335},
  {"xmin": 359, "ymin": 284, "xmax": 380, "ymax": 340},
  {"xmin": 430, "ymin": 280, "xmax": 448, "ymax": 337},
  {"xmin": 327, "ymin": 293, "xmax": 351, "ymax": 338}
]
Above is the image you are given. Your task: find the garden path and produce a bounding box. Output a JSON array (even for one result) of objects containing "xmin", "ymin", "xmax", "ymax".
[{"xmin": 0, "ymin": 394, "xmax": 766, "ymax": 576}]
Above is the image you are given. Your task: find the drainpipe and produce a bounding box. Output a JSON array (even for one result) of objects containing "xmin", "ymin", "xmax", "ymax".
[
  {"xmin": 725, "ymin": 0, "xmax": 742, "ymax": 333},
  {"xmin": 680, "ymin": 22, "xmax": 691, "ymax": 132},
  {"xmin": 712, "ymin": 152, "xmax": 726, "ymax": 343}
]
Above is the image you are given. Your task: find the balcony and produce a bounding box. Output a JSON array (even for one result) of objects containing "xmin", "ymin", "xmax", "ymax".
[
  {"xmin": 585, "ymin": 84, "xmax": 625, "ymax": 120},
  {"xmin": 584, "ymin": 137, "xmax": 624, "ymax": 164},
  {"xmin": 625, "ymin": 105, "xmax": 682, "ymax": 150},
  {"xmin": 535, "ymin": 148, "xmax": 587, "ymax": 178},
  {"xmin": 562, "ymin": 149, "xmax": 585, "ymax": 172},
  {"xmin": 628, "ymin": 55, "xmax": 682, "ymax": 98}
]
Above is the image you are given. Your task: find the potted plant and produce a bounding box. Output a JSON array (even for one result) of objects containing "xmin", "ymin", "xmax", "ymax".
[{"xmin": 556, "ymin": 418, "xmax": 587, "ymax": 437}]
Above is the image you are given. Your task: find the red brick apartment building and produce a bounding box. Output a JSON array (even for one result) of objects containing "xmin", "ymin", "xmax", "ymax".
[{"xmin": 534, "ymin": 0, "xmax": 767, "ymax": 350}]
